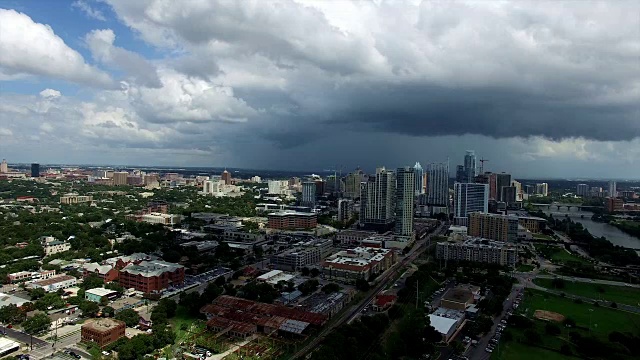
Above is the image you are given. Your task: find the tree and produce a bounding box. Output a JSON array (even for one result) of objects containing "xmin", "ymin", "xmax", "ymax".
[
  {"xmin": 22, "ymin": 313, "xmax": 51, "ymax": 335},
  {"xmin": 452, "ymin": 341, "xmax": 465, "ymax": 354},
  {"xmin": 321, "ymin": 283, "xmax": 341, "ymax": 294},
  {"xmin": 82, "ymin": 275, "xmax": 104, "ymax": 290},
  {"xmin": 355, "ymin": 279, "xmax": 370, "ymax": 292},
  {"xmin": 545, "ymin": 322, "xmax": 561, "ymax": 336},
  {"xmin": 102, "ymin": 306, "xmax": 115, "ymax": 317},
  {"xmin": 115, "ymin": 309, "xmax": 140, "ymax": 327},
  {"xmin": 611, "ymin": 302, "xmax": 618, "ymax": 308},
  {"xmin": 29, "ymin": 287, "xmax": 45, "ymax": 300},
  {"xmin": 524, "ymin": 329, "xmax": 542, "ymax": 344},
  {"xmin": 157, "ymin": 298, "xmax": 177, "ymax": 318},
  {"xmin": 0, "ymin": 304, "xmax": 26, "ymax": 324},
  {"xmin": 301, "ymin": 267, "xmax": 310, "ymax": 276},
  {"xmin": 560, "ymin": 343, "xmax": 572, "ymax": 355},
  {"xmin": 310, "ymin": 268, "xmax": 320, "ymax": 278},
  {"xmin": 80, "ymin": 301, "xmax": 100, "ymax": 317},
  {"xmin": 298, "ymin": 279, "xmax": 319, "ymax": 296}
]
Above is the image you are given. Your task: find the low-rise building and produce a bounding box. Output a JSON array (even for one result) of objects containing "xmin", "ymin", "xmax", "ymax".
[
  {"xmin": 322, "ymin": 247, "xmax": 396, "ymax": 282},
  {"xmin": 81, "ymin": 318, "xmax": 126, "ymax": 348},
  {"xmin": 256, "ymin": 270, "xmax": 295, "ymax": 285},
  {"xmin": 517, "ymin": 216, "xmax": 547, "ymax": 234},
  {"xmin": 60, "ymin": 193, "xmax": 93, "ymax": 204},
  {"xmin": 270, "ymin": 239, "xmax": 332, "ymax": 271},
  {"xmin": 28, "ymin": 275, "xmax": 77, "ymax": 293},
  {"xmin": 82, "ymin": 263, "xmax": 120, "ymax": 282},
  {"xmin": 435, "ymin": 236, "xmax": 517, "ymax": 268},
  {"xmin": 267, "ymin": 211, "xmax": 317, "ymax": 230},
  {"xmin": 336, "ymin": 230, "xmax": 376, "ymax": 246},
  {"xmin": 41, "ymin": 236, "xmax": 71, "ymax": 256},
  {"xmin": 141, "ymin": 212, "xmax": 181, "ymax": 225},
  {"xmin": 468, "ymin": 212, "xmax": 518, "ymax": 242},
  {"xmin": 606, "ymin": 197, "xmax": 624, "ymax": 213},
  {"xmin": 6, "ymin": 271, "xmax": 33, "ymax": 283},
  {"xmin": 85, "ymin": 288, "xmax": 119, "ymax": 303},
  {"xmin": 0, "ymin": 292, "xmax": 30, "ymax": 308},
  {"xmin": 428, "ymin": 307, "xmax": 466, "ymax": 343},
  {"xmin": 118, "ymin": 260, "xmax": 185, "ymax": 293}
]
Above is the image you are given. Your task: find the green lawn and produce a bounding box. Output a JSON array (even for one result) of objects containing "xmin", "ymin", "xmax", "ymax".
[
  {"xmin": 534, "ymin": 278, "xmax": 640, "ymax": 307},
  {"xmin": 516, "ymin": 264, "xmax": 535, "ymax": 272},
  {"xmin": 532, "ymin": 234, "xmax": 555, "ymax": 241},
  {"xmin": 518, "ymin": 289, "xmax": 640, "ymax": 338},
  {"xmin": 171, "ymin": 305, "xmax": 205, "ymax": 344},
  {"xmin": 534, "ymin": 245, "xmax": 589, "ymax": 265},
  {"xmin": 491, "ymin": 340, "xmax": 580, "ymax": 360}
]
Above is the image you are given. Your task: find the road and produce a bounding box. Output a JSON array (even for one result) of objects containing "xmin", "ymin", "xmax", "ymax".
[
  {"xmin": 290, "ymin": 223, "xmax": 446, "ymax": 359},
  {"xmin": 466, "ymin": 284, "xmax": 523, "ymax": 360}
]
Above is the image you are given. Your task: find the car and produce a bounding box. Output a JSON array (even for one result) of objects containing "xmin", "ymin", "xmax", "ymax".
[
  {"xmin": 101, "ymin": 351, "xmax": 110, "ymax": 356},
  {"xmin": 485, "ymin": 348, "xmax": 493, "ymax": 353}
]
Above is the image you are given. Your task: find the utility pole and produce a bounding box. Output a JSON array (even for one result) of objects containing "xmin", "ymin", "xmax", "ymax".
[{"xmin": 416, "ymin": 280, "xmax": 419, "ymax": 309}]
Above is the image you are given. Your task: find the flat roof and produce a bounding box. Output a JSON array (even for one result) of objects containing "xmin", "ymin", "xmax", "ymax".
[
  {"xmin": 82, "ymin": 318, "xmax": 125, "ymax": 332},
  {"xmin": 0, "ymin": 337, "xmax": 20, "ymax": 353},
  {"xmin": 428, "ymin": 314, "xmax": 459, "ymax": 335},
  {"xmin": 32, "ymin": 275, "xmax": 76, "ymax": 286},
  {"xmin": 85, "ymin": 287, "xmax": 118, "ymax": 297}
]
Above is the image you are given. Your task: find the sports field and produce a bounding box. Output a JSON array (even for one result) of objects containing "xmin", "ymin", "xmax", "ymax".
[
  {"xmin": 518, "ymin": 289, "xmax": 640, "ymax": 337},
  {"xmin": 533, "ymin": 278, "xmax": 640, "ymax": 307},
  {"xmin": 491, "ymin": 340, "xmax": 580, "ymax": 360}
]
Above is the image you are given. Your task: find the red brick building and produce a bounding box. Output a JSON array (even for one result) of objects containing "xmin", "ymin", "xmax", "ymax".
[
  {"xmin": 81, "ymin": 319, "xmax": 126, "ymax": 348},
  {"xmin": 606, "ymin": 197, "xmax": 624, "ymax": 213},
  {"xmin": 118, "ymin": 260, "xmax": 185, "ymax": 293},
  {"xmin": 267, "ymin": 211, "xmax": 317, "ymax": 230}
]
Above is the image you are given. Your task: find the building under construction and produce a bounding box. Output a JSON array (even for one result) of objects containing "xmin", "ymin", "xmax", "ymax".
[{"xmin": 200, "ymin": 295, "xmax": 327, "ymax": 339}]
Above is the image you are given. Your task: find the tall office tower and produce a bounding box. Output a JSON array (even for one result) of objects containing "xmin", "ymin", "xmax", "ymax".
[
  {"xmin": 31, "ymin": 163, "xmax": 40, "ymax": 178},
  {"xmin": 359, "ymin": 167, "xmax": 395, "ymax": 230},
  {"xmin": 536, "ymin": 183, "xmax": 549, "ymax": 196},
  {"xmin": 496, "ymin": 173, "xmax": 512, "ymax": 202},
  {"xmin": 221, "ymin": 170, "xmax": 232, "ymax": 185},
  {"xmin": 512, "ymin": 180, "xmax": 523, "ymax": 202},
  {"xmin": 426, "ymin": 162, "xmax": 450, "ymax": 207},
  {"xmin": 468, "ymin": 212, "xmax": 519, "ymax": 242},
  {"xmin": 488, "ymin": 173, "xmax": 498, "ymax": 200},
  {"xmin": 344, "ymin": 169, "xmax": 364, "ymax": 199},
  {"xmin": 524, "ymin": 185, "xmax": 535, "ymax": 195},
  {"xmin": 453, "ymin": 183, "xmax": 489, "ymax": 226},
  {"xmin": 0, "ymin": 159, "xmax": 7, "ymax": 173},
  {"xmin": 314, "ymin": 179, "xmax": 325, "ymax": 196},
  {"xmin": 576, "ymin": 184, "xmax": 589, "ymax": 197},
  {"xmin": 414, "ymin": 162, "xmax": 424, "ymax": 195},
  {"xmin": 325, "ymin": 175, "xmax": 338, "ymax": 194},
  {"xmin": 608, "ymin": 181, "xmax": 617, "ymax": 198},
  {"xmin": 337, "ymin": 199, "xmax": 354, "ymax": 222},
  {"xmin": 455, "ymin": 165, "xmax": 466, "ymax": 183},
  {"xmin": 475, "ymin": 173, "xmax": 490, "ymax": 184},
  {"xmin": 395, "ymin": 167, "xmax": 415, "ymax": 237},
  {"xmin": 501, "ymin": 186, "xmax": 517, "ymax": 205},
  {"xmin": 302, "ymin": 181, "xmax": 316, "ymax": 207},
  {"xmin": 112, "ymin": 172, "xmax": 128, "ymax": 186},
  {"xmin": 464, "ymin": 150, "xmax": 477, "ymax": 182}
]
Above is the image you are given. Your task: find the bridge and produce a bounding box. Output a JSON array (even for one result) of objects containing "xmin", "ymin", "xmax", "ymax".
[{"xmin": 530, "ymin": 203, "xmax": 604, "ymax": 211}]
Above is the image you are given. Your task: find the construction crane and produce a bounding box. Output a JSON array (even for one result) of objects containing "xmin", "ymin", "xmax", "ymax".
[{"xmin": 479, "ymin": 158, "xmax": 489, "ymax": 174}]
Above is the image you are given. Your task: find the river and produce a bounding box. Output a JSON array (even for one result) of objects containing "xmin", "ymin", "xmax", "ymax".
[{"xmin": 541, "ymin": 208, "xmax": 640, "ymax": 250}]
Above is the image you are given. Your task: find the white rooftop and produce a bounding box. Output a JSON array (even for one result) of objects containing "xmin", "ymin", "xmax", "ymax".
[
  {"xmin": 428, "ymin": 314, "xmax": 459, "ymax": 335},
  {"xmin": 85, "ymin": 287, "xmax": 118, "ymax": 296}
]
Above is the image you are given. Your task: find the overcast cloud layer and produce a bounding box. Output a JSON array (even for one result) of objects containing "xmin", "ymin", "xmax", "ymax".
[{"xmin": 0, "ymin": 0, "xmax": 639, "ymax": 178}]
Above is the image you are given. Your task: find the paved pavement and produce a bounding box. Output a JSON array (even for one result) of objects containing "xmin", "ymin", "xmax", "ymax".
[
  {"xmin": 535, "ymin": 274, "xmax": 639, "ymax": 288},
  {"xmin": 0, "ymin": 326, "xmax": 48, "ymax": 348}
]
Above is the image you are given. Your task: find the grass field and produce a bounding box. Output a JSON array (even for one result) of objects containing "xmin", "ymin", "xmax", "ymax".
[
  {"xmin": 491, "ymin": 339, "xmax": 581, "ymax": 360},
  {"xmin": 516, "ymin": 264, "xmax": 535, "ymax": 272},
  {"xmin": 532, "ymin": 234, "xmax": 555, "ymax": 241},
  {"xmin": 171, "ymin": 305, "xmax": 206, "ymax": 345},
  {"xmin": 534, "ymin": 278, "xmax": 640, "ymax": 307},
  {"xmin": 518, "ymin": 289, "xmax": 640, "ymax": 338},
  {"xmin": 534, "ymin": 245, "xmax": 589, "ymax": 265}
]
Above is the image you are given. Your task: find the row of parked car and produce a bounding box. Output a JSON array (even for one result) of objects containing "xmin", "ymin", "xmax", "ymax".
[{"xmin": 485, "ymin": 291, "xmax": 524, "ymax": 353}]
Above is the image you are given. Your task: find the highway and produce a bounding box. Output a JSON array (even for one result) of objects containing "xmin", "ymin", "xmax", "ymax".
[{"xmin": 290, "ymin": 223, "xmax": 446, "ymax": 360}]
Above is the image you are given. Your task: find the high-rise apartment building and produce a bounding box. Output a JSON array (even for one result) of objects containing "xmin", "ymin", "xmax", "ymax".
[
  {"xmin": 221, "ymin": 170, "xmax": 232, "ymax": 185},
  {"xmin": 436, "ymin": 237, "xmax": 517, "ymax": 268},
  {"xmin": 360, "ymin": 167, "xmax": 395, "ymax": 230},
  {"xmin": 0, "ymin": 159, "xmax": 7, "ymax": 173},
  {"xmin": 576, "ymin": 184, "xmax": 589, "ymax": 197},
  {"xmin": 468, "ymin": 212, "xmax": 518, "ymax": 242},
  {"xmin": 496, "ymin": 173, "xmax": 512, "ymax": 202},
  {"xmin": 464, "ymin": 150, "xmax": 477, "ymax": 182},
  {"xmin": 337, "ymin": 199, "xmax": 354, "ymax": 222},
  {"xmin": 512, "ymin": 180, "xmax": 523, "ymax": 202},
  {"xmin": 344, "ymin": 169, "xmax": 364, "ymax": 199},
  {"xmin": 31, "ymin": 163, "xmax": 40, "ymax": 178},
  {"xmin": 394, "ymin": 167, "xmax": 415, "ymax": 237},
  {"xmin": 453, "ymin": 183, "xmax": 489, "ymax": 226},
  {"xmin": 608, "ymin": 181, "xmax": 617, "ymax": 198},
  {"xmin": 314, "ymin": 179, "xmax": 325, "ymax": 196},
  {"xmin": 302, "ymin": 181, "xmax": 316, "ymax": 207},
  {"xmin": 414, "ymin": 162, "xmax": 424, "ymax": 195},
  {"xmin": 501, "ymin": 186, "xmax": 517, "ymax": 205},
  {"xmin": 536, "ymin": 183, "xmax": 549, "ymax": 196},
  {"xmin": 426, "ymin": 162, "xmax": 449, "ymax": 207},
  {"xmin": 112, "ymin": 172, "xmax": 128, "ymax": 186},
  {"xmin": 455, "ymin": 165, "xmax": 466, "ymax": 183}
]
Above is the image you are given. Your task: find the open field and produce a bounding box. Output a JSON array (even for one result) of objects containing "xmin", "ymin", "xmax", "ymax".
[
  {"xmin": 519, "ymin": 289, "xmax": 640, "ymax": 338},
  {"xmin": 534, "ymin": 245, "xmax": 589, "ymax": 265},
  {"xmin": 516, "ymin": 264, "xmax": 535, "ymax": 272},
  {"xmin": 171, "ymin": 305, "xmax": 206, "ymax": 345},
  {"xmin": 533, "ymin": 278, "xmax": 640, "ymax": 307},
  {"xmin": 532, "ymin": 234, "xmax": 555, "ymax": 241},
  {"xmin": 491, "ymin": 340, "xmax": 581, "ymax": 360}
]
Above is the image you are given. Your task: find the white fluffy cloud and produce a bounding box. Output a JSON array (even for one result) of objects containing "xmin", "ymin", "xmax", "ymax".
[
  {"xmin": 85, "ymin": 29, "xmax": 162, "ymax": 87},
  {"xmin": 39, "ymin": 89, "xmax": 61, "ymax": 99},
  {"xmin": 72, "ymin": 0, "xmax": 106, "ymax": 21},
  {"xmin": 0, "ymin": 9, "xmax": 115, "ymax": 88}
]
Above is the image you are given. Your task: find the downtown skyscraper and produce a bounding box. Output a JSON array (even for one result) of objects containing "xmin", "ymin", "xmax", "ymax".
[
  {"xmin": 453, "ymin": 183, "xmax": 489, "ymax": 226},
  {"xmin": 464, "ymin": 150, "xmax": 477, "ymax": 183},
  {"xmin": 426, "ymin": 162, "xmax": 450, "ymax": 208},
  {"xmin": 414, "ymin": 162, "xmax": 424, "ymax": 195},
  {"xmin": 395, "ymin": 167, "xmax": 415, "ymax": 237},
  {"xmin": 360, "ymin": 167, "xmax": 395, "ymax": 230}
]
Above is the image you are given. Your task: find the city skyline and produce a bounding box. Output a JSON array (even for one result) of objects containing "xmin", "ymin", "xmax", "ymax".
[{"xmin": 1, "ymin": 1, "xmax": 639, "ymax": 179}]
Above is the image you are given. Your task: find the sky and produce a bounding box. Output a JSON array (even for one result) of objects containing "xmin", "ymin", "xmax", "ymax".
[{"xmin": 0, "ymin": 0, "xmax": 639, "ymax": 179}]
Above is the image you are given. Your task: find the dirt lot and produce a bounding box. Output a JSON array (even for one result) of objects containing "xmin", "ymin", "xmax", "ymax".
[{"xmin": 534, "ymin": 310, "xmax": 565, "ymax": 322}]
